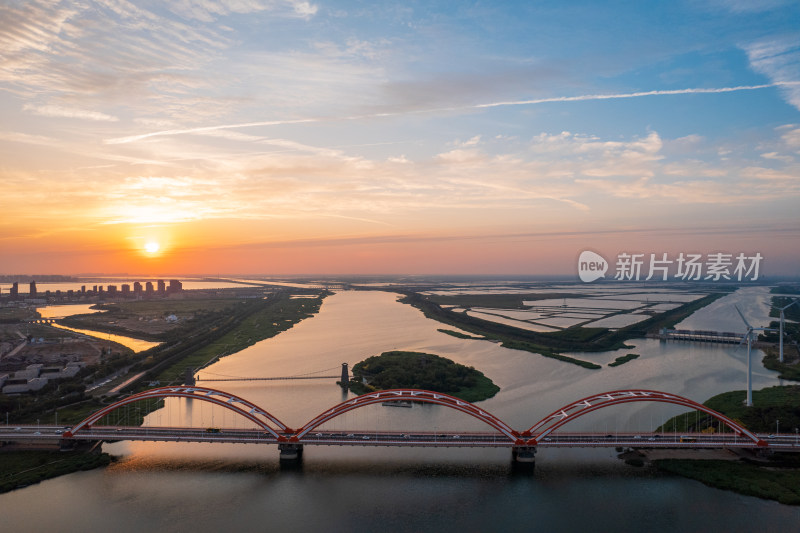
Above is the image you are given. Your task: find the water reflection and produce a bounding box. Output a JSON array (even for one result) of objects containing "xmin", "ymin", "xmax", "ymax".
[{"xmin": 2, "ymin": 288, "xmax": 798, "ymax": 531}]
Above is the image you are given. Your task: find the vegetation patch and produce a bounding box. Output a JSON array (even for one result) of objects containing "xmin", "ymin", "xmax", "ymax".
[
  {"xmin": 0, "ymin": 451, "xmax": 113, "ymax": 494},
  {"xmin": 653, "ymin": 459, "xmax": 800, "ymax": 505},
  {"xmin": 656, "ymin": 385, "xmax": 800, "ymax": 434},
  {"xmin": 348, "ymin": 351, "xmax": 500, "ymax": 402},
  {"xmin": 134, "ymin": 291, "xmax": 328, "ymax": 388},
  {"xmin": 437, "ymin": 328, "xmax": 485, "ymax": 340},
  {"xmin": 761, "ymin": 348, "xmax": 800, "ymax": 381},
  {"xmin": 608, "ymin": 353, "xmax": 640, "ymax": 367}
]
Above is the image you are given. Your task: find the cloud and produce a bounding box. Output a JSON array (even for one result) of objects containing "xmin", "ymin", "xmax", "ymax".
[
  {"xmin": 105, "ymin": 83, "xmax": 789, "ymax": 145},
  {"xmin": 23, "ymin": 104, "xmax": 118, "ymax": 122},
  {"xmin": 166, "ymin": 0, "xmax": 318, "ymax": 22},
  {"xmin": 742, "ymin": 36, "xmax": 800, "ymax": 111}
]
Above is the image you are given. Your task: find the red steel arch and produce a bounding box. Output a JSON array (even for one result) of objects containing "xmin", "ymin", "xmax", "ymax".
[
  {"xmin": 66, "ymin": 386, "xmax": 290, "ymax": 440},
  {"xmin": 293, "ymin": 389, "xmax": 521, "ymax": 443},
  {"xmin": 523, "ymin": 389, "xmax": 764, "ymax": 446}
]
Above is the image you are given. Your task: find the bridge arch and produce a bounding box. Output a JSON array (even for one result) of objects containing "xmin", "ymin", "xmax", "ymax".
[
  {"xmin": 293, "ymin": 389, "xmax": 520, "ymax": 443},
  {"xmin": 523, "ymin": 389, "xmax": 764, "ymax": 446},
  {"xmin": 66, "ymin": 386, "xmax": 291, "ymax": 440}
]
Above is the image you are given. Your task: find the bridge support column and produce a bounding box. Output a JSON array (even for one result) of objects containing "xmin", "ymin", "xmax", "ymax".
[
  {"xmin": 278, "ymin": 443, "xmax": 304, "ymax": 462},
  {"xmin": 339, "ymin": 363, "xmax": 349, "ymax": 390},
  {"xmin": 512, "ymin": 446, "xmax": 536, "ymax": 464}
]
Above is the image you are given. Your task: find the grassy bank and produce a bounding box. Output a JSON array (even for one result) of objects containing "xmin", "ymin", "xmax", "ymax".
[
  {"xmin": 139, "ymin": 292, "xmax": 328, "ymax": 386},
  {"xmin": 652, "ymin": 385, "xmax": 800, "ymax": 505},
  {"xmin": 654, "ymin": 459, "xmax": 800, "ymax": 505},
  {"xmin": 0, "ymin": 451, "xmax": 113, "ymax": 494},
  {"xmin": 656, "ymin": 385, "xmax": 800, "ymax": 434},
  {"xmin": 437, "ymin": 328, "xmax": 485, "ymax": 340},
  {"xmin": 349, "ymin": 351, "xmax": 500, "ymax": 403}
]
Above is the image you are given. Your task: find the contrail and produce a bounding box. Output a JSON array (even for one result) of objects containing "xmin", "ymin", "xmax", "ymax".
[
  {"xmin": 105, "ymin": 82, "xmax": 796, "ymax": 145},
  {"xmin": 473, "ymin": 83, "xmax": 793, "ymax": 108}
]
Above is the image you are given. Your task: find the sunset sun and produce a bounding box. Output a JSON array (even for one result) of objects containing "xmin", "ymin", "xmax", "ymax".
[{"xmin": 144, "ymin": 241, "xmax": 161, "ymax": 255}]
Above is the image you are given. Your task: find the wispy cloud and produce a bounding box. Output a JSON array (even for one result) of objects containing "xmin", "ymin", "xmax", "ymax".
[
  {"xmin": 23, "ymin": 104, "xmax": 118, "ymax": 122},
  {"xmin": 106, "ymin": 83, "xmax": 794, "ymax": 144},
  {"xmin": 743, "ymin": 36, "xmax": 800, "ymax": 111}
]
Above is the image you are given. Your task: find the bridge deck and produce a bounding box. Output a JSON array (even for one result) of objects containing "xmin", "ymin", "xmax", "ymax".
[{"xmin": 4, "ymin": 426, "xmax": 798, "ymax": 451}]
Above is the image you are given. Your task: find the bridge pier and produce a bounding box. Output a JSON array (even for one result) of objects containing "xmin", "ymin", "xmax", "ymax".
[
  {"xmin": 339, "ymin": 362, "xmax": 349, "ymax": 390},
  {"xmin": 512, "ymin": 446, "xmax": 536, "ymax": 464},
  {"xmin": 278, "ymin": 443, "xmax": 303, "ymax": 462}
]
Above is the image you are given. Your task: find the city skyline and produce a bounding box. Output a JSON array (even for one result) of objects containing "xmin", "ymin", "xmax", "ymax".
[{"xmin": 1, "ymin": 1, "xmax": 799, "ymax": 276}]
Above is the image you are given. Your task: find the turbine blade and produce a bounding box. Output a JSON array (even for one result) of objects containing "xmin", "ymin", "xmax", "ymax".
[{"xmin": 735, "ymin": 305, "xmax": 752, "ymax": 329}]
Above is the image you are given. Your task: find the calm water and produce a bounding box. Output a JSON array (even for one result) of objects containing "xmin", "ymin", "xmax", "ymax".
[
  {"xmin": 38, "ymin": 304, "xmax": 160, "ymax": 352},
  {"xmin": 2, "ymin": 288, "xmax": 799, "ymax": 532}
]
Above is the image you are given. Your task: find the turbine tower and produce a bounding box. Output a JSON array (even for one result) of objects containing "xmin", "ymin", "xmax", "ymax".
[
  {"xmin": 775, "ymin": 299, "xmax": 798, "ymax": 363},
  {"xmin": 735, "ymin": 305, "xmax": 774, "ymax": 407}
]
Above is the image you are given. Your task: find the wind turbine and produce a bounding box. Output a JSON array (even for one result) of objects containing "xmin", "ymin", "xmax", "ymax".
[
  {"xmin": 774, "ymin": 299, "xmax": 798, "ymax": 363},
  {"xmin": 735, "ymin": 305, "xmax": 774, "ymax": 407}
]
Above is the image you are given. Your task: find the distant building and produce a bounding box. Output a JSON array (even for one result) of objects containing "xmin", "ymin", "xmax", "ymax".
[
  {"xmin": 133, "ymin": 281, "xmax": 143, "ymax": 295},
  {"xmin": 168, "ymin": 279, "xmax": 183, "ymax": 293},
  {"xmin": 107, "ymin": 285, "xmax": 117, "ymax": 296},
  {"xmin": 121, "ymin": 284, "xmax": 131, "ymax": 296},
  {"xmin": 10, "ymin": 282, "xmax": 18, "ymax": 299},
  {"xmin": 145, "ymin": 281, "xmax": 154, "ymax": 294},
  {"xmin": 29, "ymin": 280, "xmax": 37, "ymax": 297},
  {"xmin": 157, "ymin": 279, "xmax": 166, "ymax": 293}
]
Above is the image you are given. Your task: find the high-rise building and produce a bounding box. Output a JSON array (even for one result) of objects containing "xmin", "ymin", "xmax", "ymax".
[
  {"xmin": 133, "ymin": 281, "xmax": 143, "ymax": 295},
  {"xmin": 29, "ymin": 280, "xmax": 37, "ymax": 297},
  {"xmin": 145, "ymin": 281, "xmax": 154, "ymax": 294},
  {"xmin": 10, "ymin": 282, "xmax": 18, "ymax": 299},
  {"xmin": 157, "ymin": 279, "xmax": 166, "ymax": 293},
  {"xmin": 121, "ymin": 284, "xmax": 131, "ymax": 296},
  {"xmin": 168, "ymin": 280, "xmax": 183, "ymax": 293}
]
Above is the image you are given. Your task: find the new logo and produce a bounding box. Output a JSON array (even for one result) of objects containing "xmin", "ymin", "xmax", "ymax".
[{"xmin": 578, "ymin": 250, "xmax": 608, "ymax": 283}]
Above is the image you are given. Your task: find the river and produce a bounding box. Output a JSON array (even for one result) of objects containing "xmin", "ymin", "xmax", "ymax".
[
  {"xmin": 37, "ymin": 304, "xmax": 160, "ymax": 352},
  {"xmin": 2, "ymin": 288, "xmax": 799, "ymax": 531}
]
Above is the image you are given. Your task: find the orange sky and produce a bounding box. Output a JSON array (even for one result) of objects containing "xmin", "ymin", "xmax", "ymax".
[{"xmin": 1, "ymin": 2, "xmax": 799, "ymax": 277}]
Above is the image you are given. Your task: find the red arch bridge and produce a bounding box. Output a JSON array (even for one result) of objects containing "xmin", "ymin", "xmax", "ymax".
[{"xmin": 4, "ymin": 387, "xmax": 797, "ymax": 463}]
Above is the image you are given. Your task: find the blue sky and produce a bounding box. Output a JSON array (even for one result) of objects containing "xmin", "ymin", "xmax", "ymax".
[{"xmin": 0, "ymin": 0, "xmax": 798, "ymax": 276}]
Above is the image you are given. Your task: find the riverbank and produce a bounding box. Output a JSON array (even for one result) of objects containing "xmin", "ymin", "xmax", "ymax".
[
  {"xmin": 653, "ymin": 458, "xmax": 800, "ymax": 505},
  {"xmin": 651, "ymin": 384, "xmax": 800, "ymax": 504},
  {"xmin": 0, "ymin": 450, "xmax": 113, "ymax": 494}
]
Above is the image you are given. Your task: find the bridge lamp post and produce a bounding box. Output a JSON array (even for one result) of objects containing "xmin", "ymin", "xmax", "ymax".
[
  {"xmin": 776, "ymin": 419, "xmax": 779, "ymax": 435},
  {"xmin": 795, "ymin": 428, "xmax": 798, "ymax": 446}
]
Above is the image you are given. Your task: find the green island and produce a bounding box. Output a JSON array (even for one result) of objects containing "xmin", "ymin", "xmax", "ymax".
[
  {"xmin": 608, "ymin": 353, "xmax": 639, "ymax": 367},
  {"xmin": 652, "ymin": 385, "xmax": 800, "ymax": 505},
  {"xmin": 347, "ymin": 350, "xmax": 500, "ymax": 403},
  {"xmin": 398, "ymin": 290, "xmax": 730, "ymax": 369}
]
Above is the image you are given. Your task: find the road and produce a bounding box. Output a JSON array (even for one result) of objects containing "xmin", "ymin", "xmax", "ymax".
[{"xmin": 3, "ymin": 426, "xmax": 799, "ymax": 450}]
